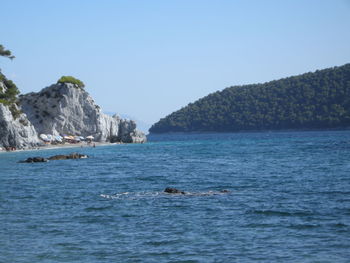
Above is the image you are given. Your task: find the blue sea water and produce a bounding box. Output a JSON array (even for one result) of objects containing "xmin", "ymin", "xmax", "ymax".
[{"xmin": 1, "ymin": 130, "xmax": 350, "ymax": 262}]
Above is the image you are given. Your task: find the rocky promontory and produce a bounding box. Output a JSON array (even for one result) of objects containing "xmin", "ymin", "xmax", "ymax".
[
  {"xmin": 19, "ymin": 82, "xmax": 146, "ymax": 143},
  {"xmin": 0, "ymin": 76, "xmax": 146, "ymax": 150},
  {"xmin": 0, "ymin": 75, "xmax": 40, "ymax": 149}
]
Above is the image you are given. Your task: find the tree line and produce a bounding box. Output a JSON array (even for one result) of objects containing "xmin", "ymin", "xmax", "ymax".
[{"xmin": 149, "ymin": 63, "xmax": 350, "ymax": 133}]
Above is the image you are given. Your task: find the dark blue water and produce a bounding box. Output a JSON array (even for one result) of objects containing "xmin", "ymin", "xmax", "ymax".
[{"xmin": 1, "ymin": 131, "xmax": 350, "ymax": 262}]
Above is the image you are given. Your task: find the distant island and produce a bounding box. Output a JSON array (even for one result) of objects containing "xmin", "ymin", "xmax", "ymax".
[{"xmin": 149, "ymin": 64, "xmax": 350, "ymax": 133}]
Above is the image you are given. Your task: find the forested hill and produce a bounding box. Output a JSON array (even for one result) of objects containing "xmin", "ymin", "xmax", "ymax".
[{"xmin": 149, "ymin": 64, "xmax": 350, "ymax": 133}]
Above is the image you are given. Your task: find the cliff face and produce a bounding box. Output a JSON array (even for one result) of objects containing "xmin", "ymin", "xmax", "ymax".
[
  {"xmin": 0, "ymin": 81, "xmax": 40, "ymax": 149},
  {"xmin": 19, "ymin": 83, "xmax": 146, "ymax": 143}
]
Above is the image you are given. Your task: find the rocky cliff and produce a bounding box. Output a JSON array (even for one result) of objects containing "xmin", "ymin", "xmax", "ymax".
[
  {"xmin": 0, "ymin": 79, "xmax": 40, "ymax": 149},
  {"xmin": 19, "ymin": 83, "xmax": 146, "ymax": 143}
]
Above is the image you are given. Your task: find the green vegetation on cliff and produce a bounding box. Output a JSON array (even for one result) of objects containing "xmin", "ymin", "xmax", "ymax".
[
  {"xmin": 0, "ymin": 44, "xmax": 21, "ymax": 119},
  {"xmin": 150, "ymin": 64, "xmax": 350, "ymax": 133},
  {"xmin": 57, "ymin": 76, "xmax": 85, "ymax": 89},
  {"xmin": 0, "ymin": 74, "xmax": 20, "ymax": 104},
  {"xmin": 0, "ymin": 73, "xmax": 22, "ymax": 119},
  {"xmin": 0, "ymin": 44, "xmax": 19, "ymax": 104},
  {"xmin": 0, "ymin": 44, "xmax": 15, "ymax": 60}
]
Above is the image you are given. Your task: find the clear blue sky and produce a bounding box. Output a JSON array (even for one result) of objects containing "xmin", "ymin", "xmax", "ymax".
[{"xmin": 1, "ymin": 0, "xmax": 350, "ymax": 125}]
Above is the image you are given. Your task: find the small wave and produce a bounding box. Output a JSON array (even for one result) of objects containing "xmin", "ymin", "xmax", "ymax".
[
  {"xmin": 39, "ymin": 229, "xmax": 65, "ymax": 235},
  {"xmin": 182, "ymin": 190, "xmax": 231, "ymax": 196},
  {"xmin": 144, "ymin": 239, "xmax": 181, "ymax": 246},
  {"xmin": 121, "ymin": 213, "xmax": 137, "ymax": 218},
  {"xmin": 100, "ymin": 192, "xmax": 161, "ymax": 200},
  {"xmin": 100, "ymin": 190, "xmax": 230, "ymax": 200},
  {"xmin": 287, "ymin": 224, "xmax": 320, "ymax": 229},
  {"xmin": 84, "ymin": 205, "xmax": 113, "ymax": 212},
  {"xmin": 55, "ymin": 242, "xmax": 84, "ymax": 251},
  {"xmin": 243, "ymin": 223, "xmax": 277, "ymax": 228},
  {"xmin": 249, "ymin": 209, "xmax": 312, "ymax": 217},
  {"xmin": 331, "ymin": 223, "xmax": 348, "ymax": 228}
]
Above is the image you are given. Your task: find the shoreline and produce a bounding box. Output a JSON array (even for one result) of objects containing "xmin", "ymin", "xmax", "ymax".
[
  {"xmin": 0, "ymin": 141, "xmax": 120, "ymax": 154},
  {"xmin": 147, "ymin": 127, "xmax": 350, "ymax": 135}
]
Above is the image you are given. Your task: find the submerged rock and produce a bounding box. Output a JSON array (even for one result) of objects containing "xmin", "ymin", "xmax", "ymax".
[
  {"xmin": 20, "ymin": 153, "xmax": 88, "ymax": 163},
  {"xmin": 48, "ymin": 153, "xmax": 88, "ymax": 160},
  {"xmin": 20, "ymin": 157, "xmax": 48, "ymax": 163},
  {"xmin": 164, "ymin": 187, "xmax": 186, "ymax": 194},
  {"xmin": 163, "ymin": 188, "xmax": 230, "ymax": 196}
]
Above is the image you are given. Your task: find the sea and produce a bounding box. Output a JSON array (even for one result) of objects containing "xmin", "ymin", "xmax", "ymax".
[{"xmin": 1, "ymin": 130, "xmax": 349, "ymax": 262}]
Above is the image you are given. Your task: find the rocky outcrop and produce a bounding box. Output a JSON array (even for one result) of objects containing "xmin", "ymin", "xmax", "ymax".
[
  {"xmin": 19, "ymin": 153, "xmax": 89, "ymax": 163},
  {"xmin": 163, "ymin": 187, "xmax": 230, "ymax": 195},
  {"xmin": 19, "ymin": 83, "xmax": 146, "ymax": 143},
  {"xmin": 48, "ymin": 153, "xmax": 88, "ymax": 160},
  {"xmin": 117, "ymin": 119, "xmax": 147, "ymax": 143},
  {"xmin": 164, "ymin": 187, "xmax": 186, "ymax": 194},
  {"xmin": 0, "ymin": 76, "xmax": 146, "ymax": 149},
  {"xmin": 0, "ymin": 104, "xmax": 41, "ymax": 149},
  {"xmin": 19, "ymin": 157, "xmax": 48, "ymax": 163},
  {"xmin": 0, "ymin": 80, "xmax": 40, "ymax": 149}
]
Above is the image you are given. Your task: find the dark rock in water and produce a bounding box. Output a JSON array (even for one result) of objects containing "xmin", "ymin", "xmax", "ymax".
[
  {"xmin": 19, "ymin": 157, "xmax": 48, "ymax": 163},
  {"xmin": 48, "ymin": 153, "xmax": 88, "ymax": 160},
  {"xmin": 163, "ymin": 188, "xmax": 230, "ymax": 196},
  {"xmin": 20, "ymin": 153, "xmax": 88, "ymax": 163},
  {"xmin": 33, "ymin": 157, "xmax": 48, "ymax": 162},
  {"xmin": 47, "ymin": 154, "xmax": 68, "ymax": 160},
  {"xmin": 164, "ymin": 187, "xmax": 185, "ymax": 194}
]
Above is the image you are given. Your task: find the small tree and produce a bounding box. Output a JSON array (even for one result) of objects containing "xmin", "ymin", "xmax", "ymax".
[
  {"xmin": 0, "ymin": 45, "xmax": 15, "ymax": 60},
  {"xmin": 57, "ymin": 76, "xmax": 85, "ymax": 89},
  {"xmin": 0, "ymin": 45, "xmax": 21, "ymax": 118},
  {"xmin": 0, "ymin": 44, "xmax": 20, "ymax": 101}
]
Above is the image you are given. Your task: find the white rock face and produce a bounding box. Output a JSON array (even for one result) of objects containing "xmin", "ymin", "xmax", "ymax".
[
  {"xmin": 0, "ymin": 77, "xmax": 40, "ymax": 149},
  {"xmin": 0, "ymin": 80, "xmax": 5, "ymax": 93},
  {"xmin": 19, "ymin": 83, "xmax": 146, "ymax": 143},
  {"xmin": 0, "ymin": 102, "xmax": 40, "ymax": 149}
]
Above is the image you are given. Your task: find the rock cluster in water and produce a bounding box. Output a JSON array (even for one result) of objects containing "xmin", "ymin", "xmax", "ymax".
[
  {"xmin": 48, "ymin": 153, "xmax": 89, "ymax": 160},
  {"xmin": 164, "ymin": 187, "xmax": 230, "ymax": 195},
  {"xmin": 20, "ymin": 153, "xmax": 89, "ymax": 163},
  {"xmin": 164, "ymin": 187, "xmax": 186, "ymax": 194},
  {"xmin": 0, "ymin": 79, "xmax": 146, "ymax": 149}
]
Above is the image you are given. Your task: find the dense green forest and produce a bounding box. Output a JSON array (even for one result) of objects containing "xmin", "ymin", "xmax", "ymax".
[{"xmin": 149, "ymin": 64, "xmax": 350, "ymax": 133}]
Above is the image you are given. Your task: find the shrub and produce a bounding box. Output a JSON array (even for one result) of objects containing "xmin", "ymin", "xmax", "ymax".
[
  {"xmin": 19, "ymin": 118, "xmax": 29, "ymax": 126},
  {"xmin": 9, "ymin": 103, "xmax": 22, "ymax": 119},
  {"xmin": 0, "ymin": 76, "xmax": 20, "ymax": 103},
  {"xmin": 0, "ymin": 98, "xmax": 10, "ymax": 105},
  {"xmin": 57, "ymin": 76, "xmax": 85, "ymax": 89}
]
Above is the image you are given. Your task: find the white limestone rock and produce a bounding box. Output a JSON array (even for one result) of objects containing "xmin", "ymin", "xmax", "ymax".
[
  {"xmin": 0, "ymin": 79, "xmax": 40, "ymax": 149},
  {"xmin": 19, "ymin": 83, "xmax": 146, "ymax": 143},
  {"xmin": 0, "ymin": 104, "xmax": 41, "ymax": 149}
]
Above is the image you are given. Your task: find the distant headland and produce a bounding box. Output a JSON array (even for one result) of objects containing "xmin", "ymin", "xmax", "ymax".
[
  {"xmin": 149, "ymin": 63, "xmax": 350, "ymax": 133},
  {"xmin": 0, "ymin": 45, "xmax": 146, "ymax": 150}
]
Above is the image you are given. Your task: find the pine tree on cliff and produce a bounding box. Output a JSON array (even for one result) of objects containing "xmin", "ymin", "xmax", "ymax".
[
  {"xmin": 0, "ymin": 44, "xmax": 21, "ymax": 119},
  {"xmin": 0, "ymin": 44, "xmax": 15, "ymax": 60}
]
